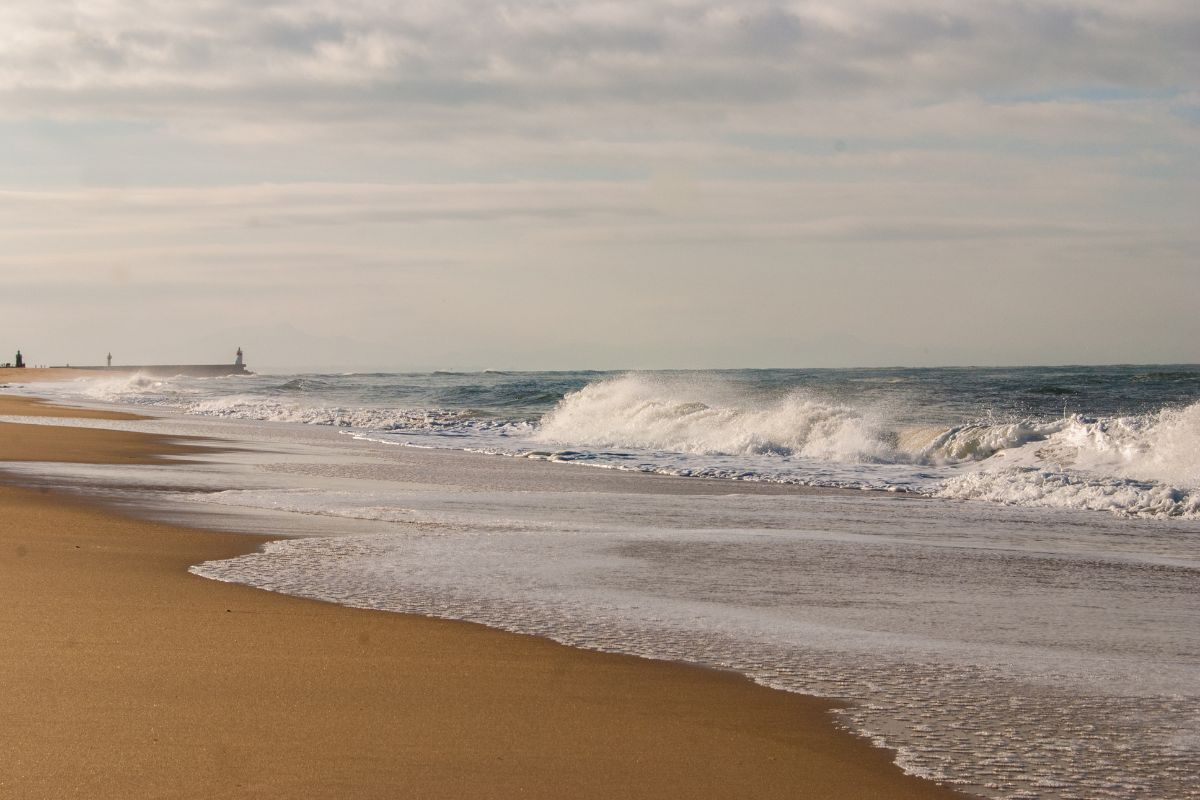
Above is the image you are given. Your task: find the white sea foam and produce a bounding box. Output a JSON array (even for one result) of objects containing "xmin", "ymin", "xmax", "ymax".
[
  {"xmin": 180, "ymin": 396, "xmax": 488, "ymax": 432},
  {"xmin": 938, "ymin": 404, "xmax": 1200, "ymax": 518},
  {"xmin": 67, "ymin": 373, "xmax": 506, "ymax": 433},
  {"xmin": 535, "ymin": 373, "xmax": 894, "ymax": 461},
  {"xmin": 914, "ymin": 419, "xmax": 1065, "ymax": 463},
  {"xmin": 75, "ymin": 372, "xmax": 188, "ymax": 402},
  {"xmin": 31, "ymin": 370, "xmax": 1200, "ymax": 518},
  {"xmin": 12, "ymin": 378, "xmax": 1200, "ymax": 799},
  {"xmin": 531, "ymin": 375, "xmax": 1200, "ymax": 517},
  {"xmin": 534, "ymin": 374, "xmax": 1065, "ymax": 466},
  {"xmin": 187, "ymin": 487, "xmax": 1200, "ymax": 800}
]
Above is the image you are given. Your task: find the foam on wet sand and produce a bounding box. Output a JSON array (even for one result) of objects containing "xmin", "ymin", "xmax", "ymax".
[{"xmin": 0, "ymin": 393, "xmax": 967, "ymax": 800}]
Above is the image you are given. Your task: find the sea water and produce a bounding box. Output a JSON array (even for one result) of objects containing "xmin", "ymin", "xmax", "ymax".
[
  {"xmin": 37, "ymin": 365, "xmax": 1200, "ymax": 515},
  {"xmin": 5, "ymin": 365, "xmax": 1199, "ymax": 798}
]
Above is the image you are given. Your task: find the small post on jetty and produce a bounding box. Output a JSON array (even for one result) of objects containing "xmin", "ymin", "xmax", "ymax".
[{"xmin": 15, "ymin": 350, "xmax": 24, "ymax": 369}]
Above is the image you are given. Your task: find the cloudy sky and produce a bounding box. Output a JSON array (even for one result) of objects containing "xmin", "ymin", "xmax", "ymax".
[{"xmin": 2, "ymin": 1, "xmax": 1197, "ymax": 369}]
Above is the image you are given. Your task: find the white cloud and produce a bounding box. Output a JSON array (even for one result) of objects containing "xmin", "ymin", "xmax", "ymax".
[{"xmin": 0, "ymin": 1, "xmax": 1197, "ymax": 367}]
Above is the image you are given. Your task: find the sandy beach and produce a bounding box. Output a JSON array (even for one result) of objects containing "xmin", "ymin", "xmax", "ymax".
[
  {"xmin": 0, "ymin": 392, "xmax": 967, "ymax": 799},
  {"xmin": 1, "ymin": 368, "xmax": 115, "ymax": 383}
]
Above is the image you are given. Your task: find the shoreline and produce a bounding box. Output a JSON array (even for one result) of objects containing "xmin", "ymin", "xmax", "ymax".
[{"xmin": 0, "ymin": 392, "xmax": 970, "ymax": 799}]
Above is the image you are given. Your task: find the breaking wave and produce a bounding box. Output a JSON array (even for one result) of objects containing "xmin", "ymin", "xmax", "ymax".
[
  {"xmin": 68, "ymin": 372, "xmax": 509, "ymax": 433},
  {"xmin": 39, "ymin": 369, "xmax": 1200, "ymax": 518},
  {"xmin": 534, "ymin": 374, "xmax": 1200, "ymax": 517},
  {"xmin": 536, "ymin": 373, "xmax": 896, "ymax": 461},
  {"xmin": 937, "ymin": 403, "xmax": 1200, "ymax": 518},
  {"xmin": 534, "ymin": 373, "xmax": 1061, "ymax": 466}
]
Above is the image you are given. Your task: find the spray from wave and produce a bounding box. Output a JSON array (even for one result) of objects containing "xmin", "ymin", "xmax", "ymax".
[
  {"xmin": 535, "ymin": 373, "xmax": 895, "ymax": 462},
  {"xmin": 533, "ymin": 373, "xmax": 1059, "ymax": 466},
  {"xmin": 534, "ymin": 374, "xmax": 1200, "ymax": 517},
  {"xmin": 36, "ymin": 369, "xmax": 1200, "ymax": 518}
]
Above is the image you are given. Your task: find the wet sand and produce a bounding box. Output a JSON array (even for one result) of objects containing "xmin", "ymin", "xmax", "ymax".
[
  {"xmin": 0, "ymin": 395, "xmax": 206, "ymax": 465},
  {"xmin": 0, "ymin": 393, "xmax": 968, "ymax": 799}
]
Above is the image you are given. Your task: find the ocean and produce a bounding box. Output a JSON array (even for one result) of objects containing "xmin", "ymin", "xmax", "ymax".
[{"xmin": 6, "ymin": 365, "xmax": 1199, "ymax": 799}]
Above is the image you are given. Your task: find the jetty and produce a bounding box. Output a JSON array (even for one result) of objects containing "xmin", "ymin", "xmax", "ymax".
[{"xmin": 4, "ymin": 348, "xmax": 251, "ymax": 378}]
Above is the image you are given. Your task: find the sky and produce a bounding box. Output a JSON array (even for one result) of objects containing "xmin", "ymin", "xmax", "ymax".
[{"xmin": 1, "ymin": 0, "xmax": 1197, "ymax": 370}]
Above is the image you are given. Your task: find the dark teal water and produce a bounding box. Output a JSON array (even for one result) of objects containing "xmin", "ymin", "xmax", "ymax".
[{"xmin": 257, "ymin": 364, "xmax": 1200, "ymax": 423}]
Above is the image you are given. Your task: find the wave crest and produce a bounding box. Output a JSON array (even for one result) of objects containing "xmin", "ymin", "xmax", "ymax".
[
  {"xmin": 535, "ymin": 374, "xmax": 895, "ymax": 461},
  {"xmin": 534, "ymin": 374, "xmax": 1064, "ymax": 467}
]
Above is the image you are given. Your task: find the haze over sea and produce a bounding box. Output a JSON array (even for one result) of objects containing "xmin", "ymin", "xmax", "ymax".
[{"xmin": 5, "ymin": 364, "xmax": 1197, "ymax": 800}]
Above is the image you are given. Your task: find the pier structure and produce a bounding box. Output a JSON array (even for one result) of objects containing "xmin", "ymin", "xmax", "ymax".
[{"xmin": 3, "ymin": 349, "xmax": 251, "ymax": 377}]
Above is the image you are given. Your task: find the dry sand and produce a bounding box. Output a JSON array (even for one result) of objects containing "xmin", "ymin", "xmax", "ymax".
[
  {"xmin": 0, "ymin": 367, "xmax": 112, "ymax": 383},
  {"xmin": 0, "ymin": 394, "xmax": 969, "ymax": 799}
]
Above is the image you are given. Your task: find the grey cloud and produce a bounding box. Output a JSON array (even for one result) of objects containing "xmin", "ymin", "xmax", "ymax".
[
  {"xmin": 732, "ymin": 7, "xmax": 807, "ymax": 56},
  {"xmin": 72, "ymin": 31, "xmax": 128, "ymax": 69},
  {"xmin": 253, "ymin": 15, "xmax": 350, "ymax": 54},
  {"xmin": 4, "ymin": 2, "xmax": 1197, "ymax": 112},
  {"xmin": 514, "ymin": 20, "xmax": 666, "ymax": 59}
]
